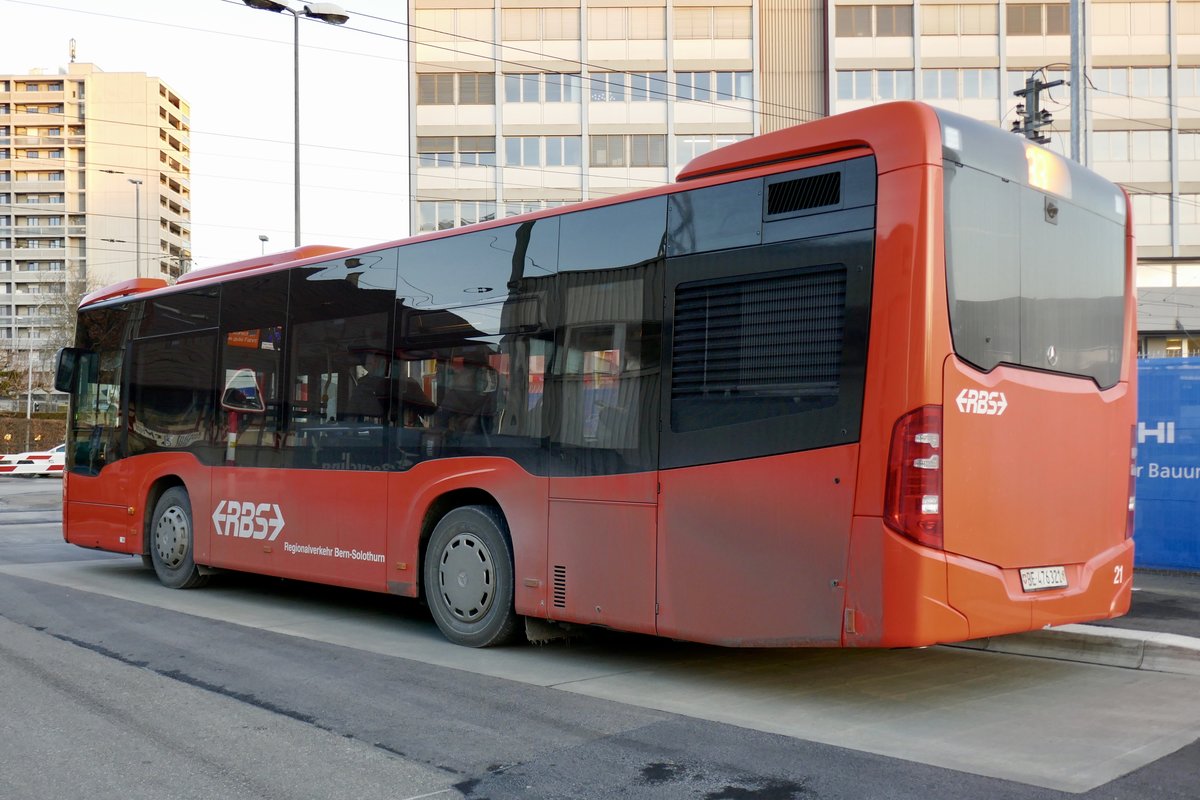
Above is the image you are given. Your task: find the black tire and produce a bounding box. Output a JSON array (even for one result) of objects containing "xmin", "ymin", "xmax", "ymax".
[
  {"xmin": 423, "ymin": 505, "xmax": 519, "ymax": 647},
  {"xmin": 149, "ymin": 486, "xmax": 208, "ymax": 589}
]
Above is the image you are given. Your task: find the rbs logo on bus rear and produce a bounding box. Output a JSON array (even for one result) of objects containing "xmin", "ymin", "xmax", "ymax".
[
  {"xmin": 956, "ymin": 388, "xmax": 1009, "ymax": 416},
  {"xmin": 212, "ymin": 500, "xmax": 285, "ymax": 541}
]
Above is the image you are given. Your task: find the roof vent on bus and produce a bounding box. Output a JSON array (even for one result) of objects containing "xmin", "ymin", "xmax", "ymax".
[{"xmin": 766, "ymin": 172, "xmax": 841, "ymax": 217}]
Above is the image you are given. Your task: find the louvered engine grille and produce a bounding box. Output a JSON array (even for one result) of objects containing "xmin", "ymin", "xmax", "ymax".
[
  {"xmin": 671, "ymin": 267, "xmax": 847, "ymax": 403},
  {"xmin": 766, "ymin": 171, "xmax": 842, "ymax": 217}
]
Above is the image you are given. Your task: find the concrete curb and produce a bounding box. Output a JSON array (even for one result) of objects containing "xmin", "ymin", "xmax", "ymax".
[{"xmin": 948, "ymin": 624, "xmax": 1200, "ymax": 676}]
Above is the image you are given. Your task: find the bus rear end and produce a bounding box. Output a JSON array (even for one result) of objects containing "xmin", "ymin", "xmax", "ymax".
[{"xmin": 859, "ymin": 110, "xmax": 1135, "ymax": 645}]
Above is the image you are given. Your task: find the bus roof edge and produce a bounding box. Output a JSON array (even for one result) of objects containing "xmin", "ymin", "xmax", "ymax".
[
  {"xmin": 174, "ymin": 244, "xmax": 347, "ymax": 286},
  {"xmin": 80, "ymin": 278, "xmax": 170, "ymax": 307}
]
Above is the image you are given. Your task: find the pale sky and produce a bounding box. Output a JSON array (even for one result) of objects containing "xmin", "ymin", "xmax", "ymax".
[{"xmin": 3, "ymin": 0, "xmax": 413, "ymax": 269}]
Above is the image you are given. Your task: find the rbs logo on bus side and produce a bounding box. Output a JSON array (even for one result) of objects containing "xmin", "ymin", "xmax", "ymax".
[
  {"xmin": 212, "ymin": 500, "xmax": 286, "ymax": 541},
  {"xmin": 956, "ymin": 388, "xmax": 1009, "ymax": 416}
]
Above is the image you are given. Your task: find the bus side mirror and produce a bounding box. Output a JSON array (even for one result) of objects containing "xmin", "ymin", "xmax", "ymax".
[
  {"xmin": 54, "ymin": 347, "xmax": 88, "ymax": 393},
  {"xmin": 221, "ymin": 368, "xmax": 266, "ymax": 414}
]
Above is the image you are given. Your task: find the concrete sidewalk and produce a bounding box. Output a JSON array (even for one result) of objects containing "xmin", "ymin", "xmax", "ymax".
[{"xmin": 953, "ymin": 570, "xmax": 1200, "ymax": 676}]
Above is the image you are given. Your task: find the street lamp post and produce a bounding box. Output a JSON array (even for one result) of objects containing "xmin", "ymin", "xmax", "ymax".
[
  {"xmin": 259, "ymin": 234, "xmax": 270, "ymax": 254},
  {"xmin": 242, "ymin": 1, "xmax": 350, "ymax": 247},
  {"xmin": 128, "ymin": 178, "xmax": 143, "ymax": 278}
]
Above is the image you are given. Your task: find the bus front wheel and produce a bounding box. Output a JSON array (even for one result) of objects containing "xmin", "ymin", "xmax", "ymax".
[
  {"xmin": 423, "ymin": 505, "xmax": 519, "ymax": 647},
  {"xmin": 149, "ymin": 486, "xmax": 208, "ymax": 590}
]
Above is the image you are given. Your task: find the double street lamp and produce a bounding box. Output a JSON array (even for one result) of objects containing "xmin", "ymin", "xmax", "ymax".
[{"xmin": 242, "ymin": 1, "xmax": 350, "ymax": 247}]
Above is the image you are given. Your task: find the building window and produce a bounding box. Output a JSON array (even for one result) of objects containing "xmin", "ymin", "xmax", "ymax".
[
  {"xmin": 1131, "ymin": 68, "xmax": 1169, "ymax": 98},
  {"xmin": 505, "ymin": 136, "xmax": 543, "ymax": 167},
  {"xmin": 457, "ymin": 136, "xmax": 497, "ymax": 166},
  {"xmin": 839, "ymin": 70, "xmax": 913, "ymax": 101},
  {"xmin": 590, "ymin": 73, "xmax": 626, "ymax": 102},
  {"xmin": 1091, "ymin": 68, "xmax": 1129, "ymax": 98},
  {"xmin": 417, "ymin": 74, "xmax": 454, "ymax": 106},
  {"xmin": 505, "ymin": 73, "xmax": 542, "ymax": 103},
  {"xmin": 837, "ymin": 71, "xmax": 874, "ymax": 101},
  {"xmin": 1045, "ymin": 3, "xmax": 1068, "ymax": 34},
  {"xmin": 1178, "ymin": 67, "xmax": 1200, "ymax": 97},
  {"xmin": 459, "ymin": 202, "xmax": 497, "ymax": 226},
  {"xmin": 589, "ymin": 7, "xmax": 627, "ymax": 39},
  {"xmin": 630, "ymin": 7, "xmax": 666, "ymax": 38},
  {"xmin": 630, "ymin": 72, "xmax": 670, "ymax": 101},
  {"xmin": 417, "ymin": 137, "xmax": 455, "ymax": 168},
  {"xmin": 674, "ymin": 7, "xmax": 750, "ymax": 38},
  {"xmin": 875, "ymin": 5, "xmax": 913, "ymax": 36},
  {"xmin": 504, "ymin": 8, "xmax": 579, "ymax": 39},
  {"xmin": 588, "ymin": 135, "xmax": 666, "ymax": 168},
  {"xmin": 836, "ymin": 6, "xmax": 873, "ymax": 36},
  {"xmin": 1092, "ymin": 131, "xmax": 1129, "ymax": 162},
  {"xmin": 676, "ymin": 71, "xmax": 752, "ymax": 101},
  {"xmin": 676, "ymin": 133, "xmax": 747, "ymax": 164},
  {"xmin": 876, "ymin": 70, "xmax": 914, "ymax": 99},
  {"xmin": 590, "ymin": 135, "xmax": 626, "ymax": 167},
  {"xmin": 976, "ymin": 5, "xmax": 1002, "ymax": 35},
  {"xmin": 417, "ymin": 201, "xmax": 456, "ymax": 232},
  {"xmin": 923, "ymin": 69, "xmax": 958, "ymax": 99},
  {"xmin": 545, "ymin": 73, "xmax": 582, "ymax": 102},
  {"xmin": 675, "ymin": 8, "xmax": 712, "ymax": 38},
  {"xmin": 1007, "ymin": 4, "xmax": 1043, "ymax": 34},
  {"xmin": 458, "ymin": 73, "xmax": 496, "ymax": 105},
  {"xmin": 545, "ymin": 136, "xmax": 582, "ymax": 167},
  {"xmin": 630, "ymin": 134, "xmax": 667, "ymax": 167},
  {"xmin": 922, "ymin": 5, "xmax": 957, "ymax": 34},
  {"xmin": 962, "ymin": 69, "xmax": 998, "ymax": 98}
]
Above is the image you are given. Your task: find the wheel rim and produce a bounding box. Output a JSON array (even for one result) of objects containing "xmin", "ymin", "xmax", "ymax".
[
  {"xmin": 155, "ymin": 505, "xmax": 189, "ymax": 569},
  {"xmin": 437, "ymin": 532, "xmax": 495, "ymax": 623}
]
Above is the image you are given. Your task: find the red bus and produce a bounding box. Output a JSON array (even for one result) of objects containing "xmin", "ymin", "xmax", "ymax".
[{"xmin": 55, "ymin": 102, "xmax": 1137, "ymax": 648}]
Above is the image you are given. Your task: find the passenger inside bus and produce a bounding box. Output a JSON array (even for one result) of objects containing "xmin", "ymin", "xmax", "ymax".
[
  {"xmin": 344, "ymin": 350, "xmax": 390, "ymax": 423},
  {"xmin": 435, "ymin": 355, "xmax": 497, "ymax": 436}
]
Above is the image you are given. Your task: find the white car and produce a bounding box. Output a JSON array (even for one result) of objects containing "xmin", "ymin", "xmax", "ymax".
[{"xmin": 0, "ymin": 444, "xmax": 66, "ymax": 477}]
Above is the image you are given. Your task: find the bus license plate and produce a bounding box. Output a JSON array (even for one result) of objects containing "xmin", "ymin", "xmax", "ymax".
[{"xmin": 1019, "ymin": 566, "xmax": 1068, "ymax": 593}]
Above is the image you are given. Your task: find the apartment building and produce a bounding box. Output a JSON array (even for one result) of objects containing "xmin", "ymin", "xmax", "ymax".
[
  {"xmin": 0, "ymin": 62, "xmax": 191, "ymax": 374},
  {"xmin": 408, "ymin": 1, "xmax": 1198, "ymax": 356}
]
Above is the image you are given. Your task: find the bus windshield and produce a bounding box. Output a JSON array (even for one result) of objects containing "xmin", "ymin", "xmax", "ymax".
[{"xmin": 940, "ymin": 111, "xmax": 1126, "ymax": 389}]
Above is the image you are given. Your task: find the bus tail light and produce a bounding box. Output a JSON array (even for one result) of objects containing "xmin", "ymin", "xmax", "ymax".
[{"xmin": 884, "ymin": 405, "xmax": 944, "ymax": 551}]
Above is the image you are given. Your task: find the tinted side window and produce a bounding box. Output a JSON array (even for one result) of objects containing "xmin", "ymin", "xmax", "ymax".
[
  {"xmin": 219, "ymin": 272, "xmax": 289, "ymax": 468},
  {"xmin": 285, "ymin": 251, "xmax": 399, "ymax": 470},
  {"xmin": 137, "ymin": 288, "xmax": 219, "ymax": 337},
  {"xmin": 69, "ymin": 304, "xmax": 137, "ymax": 475},
  {"xmin": 662, "ymin": 233, "xmax": 874, "ymax": 469},
  {"xmin": 394, "ymin": 296, "xmax": 550, "ymax": 473},
  {"xmin": 128, "ymin": 332, "xmax": 219, "ymax": 463},
  {"xmin": 559, "ymin": 196, "xmax": 666, "ymax": 271},
  {"xmin": 544, "ymin": 261, "xmax": 662, "ymax": 475},
  {"xmin": 398, "ymin": 219, "xmax": 558, "ymax": 308}
]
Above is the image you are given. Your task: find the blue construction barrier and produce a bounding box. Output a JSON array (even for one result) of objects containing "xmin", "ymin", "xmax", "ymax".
[{"xmin": 1135, "ymin": 357, "xmax": 1200, "ymax": 571}]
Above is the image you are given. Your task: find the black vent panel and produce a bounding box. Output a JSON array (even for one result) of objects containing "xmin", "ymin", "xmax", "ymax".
[
  {"xmin": 671, "ymin": 266, "xmax": 847, "ymax": 432},
  {"xmin": 552, "ymin": 565, "xmax": 567, "ymax": 609},
  {"xmin": 766, "ymin": 172, "xmax": 842, "ymax": 217}
]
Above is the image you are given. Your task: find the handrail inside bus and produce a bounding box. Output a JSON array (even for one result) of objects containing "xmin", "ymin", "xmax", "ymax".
[{"xmin": 173, "ymin": 244, "xmax": 348, "ymax": 286}]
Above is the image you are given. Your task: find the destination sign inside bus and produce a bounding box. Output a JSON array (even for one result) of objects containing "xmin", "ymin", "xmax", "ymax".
[{"xmin": 1024, "ymin": 145, "xmax": 1073, "ymax": 199}]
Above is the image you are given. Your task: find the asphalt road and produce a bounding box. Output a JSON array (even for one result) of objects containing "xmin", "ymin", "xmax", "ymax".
[{"xmin": 0, "ymin": 477, "xmax": 1197, "ymax": 800}]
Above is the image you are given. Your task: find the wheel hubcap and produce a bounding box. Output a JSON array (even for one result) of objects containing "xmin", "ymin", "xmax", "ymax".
[
  {"xmin": 155, "ymin": 506, "xmax": 189, "ymax": 569},
  {"xmin": 438, "ymin": 532, "xmax": 494, "ymax": 623}
]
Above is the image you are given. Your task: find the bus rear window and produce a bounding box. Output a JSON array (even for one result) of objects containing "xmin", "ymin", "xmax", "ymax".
[{"xmin": 943, "ymin": 161, "xmax": 1125, "ymax": 389}]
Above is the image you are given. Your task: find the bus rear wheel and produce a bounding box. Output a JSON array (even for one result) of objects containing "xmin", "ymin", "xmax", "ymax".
[
  {"xmin": 423, "ymin": 505, "xmax": 519, "ymax": 647},
  {"xmin": 149, "ymin": 486, "xmax": 208, "ymax": 590}
]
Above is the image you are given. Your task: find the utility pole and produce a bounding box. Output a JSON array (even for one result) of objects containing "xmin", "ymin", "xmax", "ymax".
[{"xmin": 1011, "ymin": 76, "xmax": 1063, "ymax": 145}]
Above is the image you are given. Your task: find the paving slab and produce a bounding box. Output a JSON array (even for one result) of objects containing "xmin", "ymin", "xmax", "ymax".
[{"xmin": 5, "ymin": 557, "xmax": 1200, "ymax": 794}]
